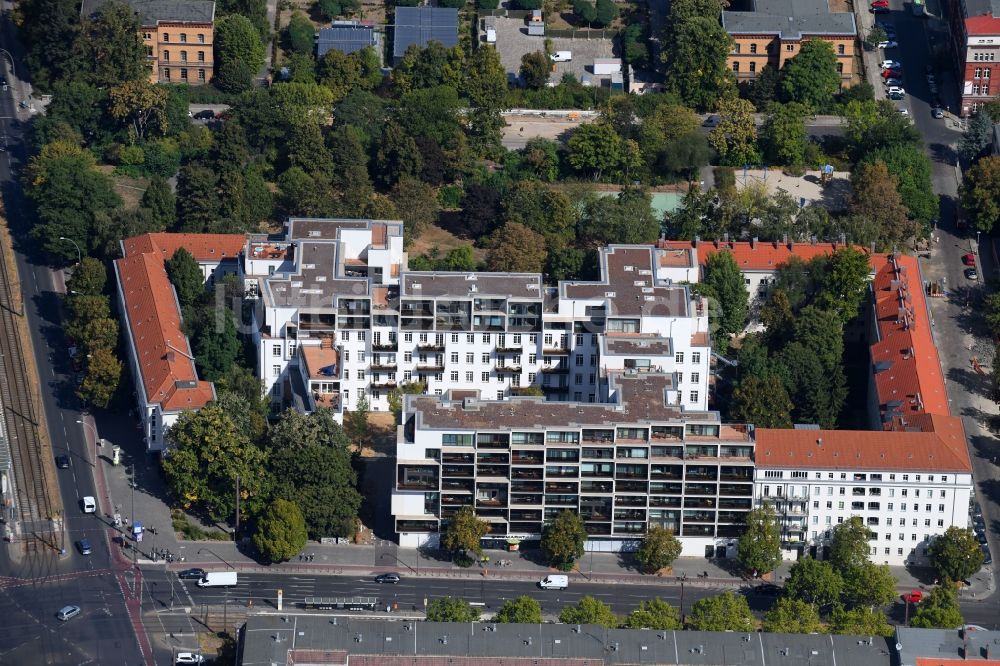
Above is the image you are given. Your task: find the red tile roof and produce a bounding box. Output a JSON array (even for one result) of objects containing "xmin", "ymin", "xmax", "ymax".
[
  {"xmin": 116, "ymin": 234, "xmax": 226, "ymax": 413},
  {"xmin": 122, "ymin": 232, "xmax": 245, "ymax": 263},
  {"xmin": 656, "ymin": 239, "xmax": 883, "ymax": 272},
  {"xmin": 756, "ymin": 414, "xmax": 971, "ymax": 472},
  {"xmin": 870, "ymin": 254, "xmax": 949, "ymax": 424},
  {"xmin": 965, "ymin": 13, "xmax": 1000, "ymax": 36}
]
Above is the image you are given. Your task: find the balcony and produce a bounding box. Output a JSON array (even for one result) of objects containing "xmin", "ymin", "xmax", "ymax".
[
  {"xmin": 373, "ymin": 341, "xmax": 397, "ymax": 351},
  {"xmin": 494, "ymin": 365, "xmax": 522, "ymax": 374},
  {"xmin": 512, "ymin": 468, "xmax": 543, "ymax": 480},
  {"xmin": 542, "ymin": 347, "xmax": 570, "ymax": 355},
  {"xmin": 540, "ymin": 365, "xmax": 569, "ymax": 374},
  {"xmin": 440, "ymin": 494, "xmax": 473, "ymax": 506},
  {"xmin": 585, "ymin": 523, "xmax": 612, "ymax": 535},
  {"xmin": 417, "ymin": 342, "xmax": 446, "ymax": 352},
  {"xmin": 441, "ymin": 479, "xmax": 474, "ymax": 492},
  {"xmin": 370, "ymin": 362, "xmax": 398, "ymax": 371},
  {"xmin": 496, "ymin": 346, "xmax": 522, "ymax": 354},
  {"xmin": 477, "ymin": 464, "xmax": 509, "ymax": 478},
  {"xmin": 477, "ymin": 497, "xmax": 508, "ymax": 508},
  {"xmin": 511, "ymin": 454, "xmax": 543, "ymax": 465},
  {"xmin": 541, "ymin": 384, "xmax": 568, "ymax": 393},
  {"xmin": 416, "ymin": 363, "xmax": 445, "ymax": 372},
  {"xmin": 372, "ymin": 378, "xmax": 398, "ymax": 389},
  {"xmin": 510, "ymin": 493, "xmax": 542, "ymax": 505},
  {"xmin": 477, "ymin": 454, "xmax": 509, "ymax": 464}
]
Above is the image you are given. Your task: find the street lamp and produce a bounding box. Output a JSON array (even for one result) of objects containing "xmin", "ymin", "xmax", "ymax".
[
  {"xmin": 58, "ymin": 237, "xmax": 82, "ymax": 265},
  {"xmin": 0, "ymin": 49, "xmax": 16, "ymax": 82},
  {"xmin": 75, "ymin": 418, "xmax": 103, "ymax": 449}
]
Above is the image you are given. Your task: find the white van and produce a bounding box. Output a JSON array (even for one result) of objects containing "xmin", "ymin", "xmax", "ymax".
[
  {"xmin": 538, "ymin": 574, "xmax": 568, "ymax": 590},
  {"xmin": 550, "ymin": 51, "xmax": 572, "ymax": 62},
  {"xmin": 197, "ymin": 571, "xmax": 238, "ymax": 587},
  {"xmin": 80, "ymin": 496, "xmax": 96, "ymax": 514}
]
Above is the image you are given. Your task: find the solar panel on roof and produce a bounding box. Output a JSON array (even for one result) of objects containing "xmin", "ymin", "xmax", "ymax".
[{"xmin": 392, "ymin": 7, "xmax": 459, "ymax": 60}]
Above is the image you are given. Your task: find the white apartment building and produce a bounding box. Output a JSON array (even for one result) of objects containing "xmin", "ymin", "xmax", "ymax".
[
  {"xmin": 754, "ymin": 418, "xmax": 974, "ymax": 567},
  {"xmin": 243, "ymin": 219, "xmax": 713, "ymax": 417}
]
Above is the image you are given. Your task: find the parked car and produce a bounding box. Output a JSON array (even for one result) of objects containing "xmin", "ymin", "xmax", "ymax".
[
  {"xmin": 703, "ymin": 115, "xmax": 720, "ymax": 128},
  {"xmin": 887, "ymin": 86, "xmax": 906, "ymax": 96},
  {"xmin": 983, "ymin": 545, "xmax": 992, "ymax": 565},
  {"xmin": 876, "ymin": 20, "xmax": 895, "ymax": 33},
  {"xmin": 884, "ymin": 78, "xmax": 903, "ymax": 87},
  {"xmin": 878, "ymin": 40, "xmax": 898, "ymax": 49},
  {"xmin": 55, "ymin": 455, "xmax": 70, "ymax": 469},
  {"xmin": 880, "ymin": 59, "xmax": 902, "ymax": 70},
  {"xmin": 888, "ymin": 92, "xmax": 905, "ymax": 100},
  {"xmin": 177, "ymin": 568, "xmax": 207, "ymax": 580},
  {"xmin": 375, "ymin": 573, "xmax": 402, "ymax": 584},
  {"xmin": 755, "ymin": 584, "xmax": 782, "ymax": 597},
  {"xmin": 871, "ymin": 0, "xmax": 889, "ymax": 7},
  {"xmin": 898, "ymin": 107, "xmax": 909, "ymax": 116},
  {"xmin": 963, "ymin": 253, "xmax": 976, "ymax": 266},
  {"xmin": 175, "ymin": 654, "xmax": 205, "ymax": 664},
  {"xmin": 56, "ymin": 605, "xmax": 81, "ymax": 621},
  {"xmin": 882, "ymin": 68, "xmax": 903, "ymax": 78},
  {"xmin": 80, "ymin": 496, "xmax": 96, "ymax": 513},
  {"xmin": 966, "ymin": 267, "xmax": 979, "ymax": 280},
  {"xmin": 872, "ymin": 5, "xmax": 890, "ymax": 12},
  {"xmin": 901, "ymin": 590, "xmax": 924, "ymax": 604},
  {"xmin": 192, "ymin": 110, "xmax": 215, "ymax": 120},
  {"xmin": 76, "ymin": 538, "xmax": 92, "ymax": 555}
]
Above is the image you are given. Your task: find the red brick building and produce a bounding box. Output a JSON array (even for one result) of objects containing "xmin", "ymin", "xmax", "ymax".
[{"xmin": 946, "ymin": 0, "xmax": 1000, "ymax": 116}]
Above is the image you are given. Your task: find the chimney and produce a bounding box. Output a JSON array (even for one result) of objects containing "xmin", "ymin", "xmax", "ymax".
[
  {"xmin": 166, "ymin": 351, "xmax": 176, "ymax": 362},
  {"xmin": 751, "ymin": 236, "xmax": 758, "ymax": 248}
]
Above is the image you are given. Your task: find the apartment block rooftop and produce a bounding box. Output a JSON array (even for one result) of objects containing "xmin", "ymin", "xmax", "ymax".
[
  {"xmin": 721, "ymin": 0, "xmax": 857, "ymax": 38},
  {"xmin": 81, "ymin": 0, "xmax": 215, "ymax": 24}
]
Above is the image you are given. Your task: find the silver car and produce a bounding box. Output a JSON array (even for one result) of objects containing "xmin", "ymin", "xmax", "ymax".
[{"xmin": 57, "ymin": 605, "xmax": 81, "ymax": 621}]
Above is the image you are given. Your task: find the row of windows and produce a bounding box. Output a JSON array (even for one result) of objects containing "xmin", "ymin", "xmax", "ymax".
[
  {"xmin": 766, "ymin": 486, "xmax": 949, "ymax": 498},
  {"xmin": 160, "ymin": 50, "xmax": 207, "ymax": 63},
  {"xmin": 160, "ymin": 32, "xmax": 207, "ymax": 44},
  {"xmin": 764, "ymin": 470, "xmax": 952, "ymax": 483},
  {"xmin": 732, "ymin": 42, "xmax": 846, "ymax": 55},
  {"xmin": 733, "ymin": 61, "xmax": 843, "ymax": 74},
  {"xmin": 971, "ymin": 84, "xmax": 992, "ymax": 96},
  {"xmin": 974, "ymin": 68, "xmax": 993, "ymax": 79},
  {"xmin": 972, "ymin": 52, "xmax": 997, "ymax": 61},
  {"xmin": 161, "ymin": 68, "xmax": 206, "ymax": 82},
  {"xmin": 673, "ymin": 352, "xmax": 702, "ymax": 364},
  {"xmin": 807, "ymin": 501, "xmax": 948, "ymax": 513}
]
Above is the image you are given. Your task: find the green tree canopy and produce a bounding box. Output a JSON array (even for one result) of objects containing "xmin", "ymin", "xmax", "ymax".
[
  {"xmin": 709, "ymin": 98, "xmax": 759, "ymax": 166},
  {"xmin": 520, "ymin": 51, "xmax": 551, "ymax": 90},
  {"xmin": 84, "ymin": 0, "xmax": 147, "ymax": 87},
  {"xmin": 761, "ymin": 597, "xmax": 823, "ymax": 634},
  {"xmin": 700, "ymin": 250, "xmax": 749, "ymax": 350},
  {"xmin": 285, "ymin": 11, "xmax": 316, "ymax": 54},
  {"xmin": 760, "ymin": 103, "xmax": 809, "ymax": 166},
  {"xmin": 841, "ymin": 562, "xmax": 896, "ymax": 608},
  {"xmin": 635, "ymin": 526, "xmax": 682, "ymax": 573},
  {"xmin": 730, "ymin": 375, "xmax": 793, "ymax": 428},
  {"xmin": 566, "ymin": 122, "xmax": 641, "ymax": 181},
  {"xmin": 780, "ymin": 39, "xmax": 840, "ymax": 110},
  {"xmin": 78, "ymin": 347, "xmax": 122, "ymax": 408},
  {"xmin": 737, "ymin": 506, "xmax": 782, "ymax": 575},
  {"xmin": 541, "ymin": 510, "xmax": 588, "ymax": 569},
  {"xmin": 661, "ymin": 16, "xmax": 734, "ymax": 110},
  {"xmin": 441, "ymin": 506, "xmax": 490, "ymax": 558},
  {"xmin": 67, "ymin": 257, "xmax": 107, "ymax": 296},
  {"xmin": 166, "ymin": 247, "xmax": 205, "ymax": 306},
  {"xmin": 426, "ymin": 597, "xmax": 481, "ymax": 622},
  {"xmin": 486, "ymin": 223, "xmax": 548, "ymax": 274},
  {"xmin": 216, "ymin": 15, "xmax": 266, "ymax": 78},
  {"xmin": 623, "ymin": 598, "xmax": 681, "ymax": 630},
  {"xmin": 253, "ymin": 498, "xmax": 308, "ymax": 562},
  {"xmin": 829, "ymin": 605, "xmax": 893, "ymax": 636},
  {"xmin": 961, "ymin": 155, "xmax": 1000, "ymax": 232},
  {"xmin": 785, "ymin": 556, "xmax": 844, "ymax": 608},
  {"xmin": 928, "ymin": 527, "xmax": 985, "ymax": 582},
  {"xmin": 494, "ymin": 596, "xmax": 543, "ymax": 623},
  {"xmin": 829, "ymin": 516, "xmax": 874, "ymax": 575},
  {"xmin": 559, "ymin": 596, "xmax": 620, "ymax": 628},
  {"xmin": 686, "ymin": 592, "xmax": 754, "ymax": 631},
  {"xmin": 910, "ymin": 584, "xmax": 964, "ymax": 629}
]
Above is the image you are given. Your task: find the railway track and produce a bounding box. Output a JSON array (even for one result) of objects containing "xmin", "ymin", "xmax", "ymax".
[{"xmin": 0, "ymin": 226, "xmax": 57, "ymax": 544}]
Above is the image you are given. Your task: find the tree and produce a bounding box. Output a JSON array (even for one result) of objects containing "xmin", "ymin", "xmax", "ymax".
[
  {"xmin": 656, "ymin": 131, "xmax": 712, "ymax": 181},
  {"xmin": 958, "ymin": 111, "xmax": 993, "ymax": 161},
  {"xmin": 829, "ymin": 516, "xmax": 873, "ymax": 575},
  {"xmin": 730, "ymin": 375, "xmax": 793, "ymax": 427},
  {"xmin": 928, "ymin": 526, "xmax": 986, "ymax": 582},
  {"xmin": 345, "ymin": 394, "xmax": 370, "ymax": 448},
  {"xmin": 166, "ymin": 248, "xmax": 205, "ymax": 306},
  {"xmin": 623, "ymin": 598, "xmax": 681, "ymax": 630},
  {"xmin": 862, "ymin": 143, "xmax": 938, "ymax": 227},
  {"xmin": 814, "ymin": 247, "xmax": 872, "ymax": 325},
  {"xmin": 761, "ymin": 598, "xmax": 823, "ymax": 634},
  {"xmin": 540, "ymin": 510, "xmax": 587, "ymax": 569},
  {"xmin": 216, "ymin": 59, "xmax": 255, "ymax": 93},
  {"xmin": 441, "ymin": 506, "xmax": 490, "ymax": 559},
  {"xmin": 746, "ymin": 65, "xmax": 780, "ymax": 110},
  {"xmin": 829, "ymin": 605, "xmax": 893, "ymax": 636},
  {"xmin": 785, "ymin": 556, "xmax": 844, "ymax": 608},
  {"xmin": 162, "ymin": 403, "xmax": 271, "ymax": 522},
  {"xmin": 286, "ymin": 12, "xmax": 316, "ymax": 54},
  {"xmin": 486, "ymin": 223, "xmax": 547, "ymax": 273},
  {"xmin": 426, "ymin": 597, "xmax": 481, "ymax": 622},
  {"xmin": 67, "ymin": 257, "xmax": 107, "ymax": 296},
  {"xmin": 661, "ymin": 16, "xmax": 734, "ymax": 110},
  {"xmin": 108, "ymin": 80, "xmax": 168, "ymax": 141},
  {"xmin": 216, "ymin": 14, "xmax": 266, "ymax": 78},
  {"xmin": 710, "ymin": 98, "xmax": 758, "ymax": 167},
  {"xmin": 850, "ymin": 159, "xmax": 915, "ymax": 248},
  {"xmin": 520, "ymin": 51, "xmax": 551, "ymax": 90},
  {"xmin": 910, "ymin": 584, "xmax": 964, "ymax": 629},
  {"xmin": 559, "ymin": 596, "xmax": 620, "ymax": 628},
  {"xmin": 578, "ymin": 190, "xmax": 660, "ymax": 247},
  {"xmin": 192, "ymin": 307, "xmax": 242, "ymax": 381},
  {"xmin": 374, "ymin": 120, "xmax": 422, "ymax": 188},
  {"xmin": 77, "ymin": 348, "xmax": 122, "ymax": 408},
  {"xmin": 594, "ymin": 0, "xmax": 617, "ymax": 26},
  {"xmin": 686, "ymin": 592, "xmax": 754, "ymax": 631},
  {"xmin": 494, "ymin": 596, "xmax": 543, "ymax": 623},
  {"xmin": 502, "ymin": 180, "xmax": 576, "ymax": 245},
  {"xmin": 79, "ymin": 317, "xmax": 120, "ymax": 355},
  {"xmin": 573, "ymin": 0, "xmax": 597, "ymax": 24},
  {"xmin": 842, "ymin": 562, "xmax": 896, "ymax": 608},
  {"xmin": 700, "ymin": 251, "xmax": 749, "ymax": 349},
  {"xmin": 175, "ymin": 164, "xmax": 221, "ymax": 232},
  {"xmin": 84, "ymin": 0, "xmax": 147, "ymax": 87},
  {"xmin": 317, "ymin": 0, "xmax": 360, "ymax": 19},
  {"xmin": 961, "ymin": 155, "xmax": 1000, "ymax": 232},
  {"xmin": 635, "ymin": 526, "xmax": 682, "ymax": 573},
  {"xmin": 253, "ymin": 499, "xmax": 308, "ymax": 562},
  {"xmin": 736, "ymin": 506, "xmax": 782, "ymax": 575},
  {"xmin": 390, "ymin": 177, "xmax": 439, "ymax": 240},
  {"xmin": 781, "ymin": 39, "xmax": 840, "ymax": 110},
  {"xmin": 459, "ymin": 185, "xmax": 502, "ymax": 238},
  {"xmin": 566, "ymin": 122, "xmax": 641, "ymax": 181},
  {"xmin": 760, "ymin": 103, "xmax": 808, "ymax": 166}
]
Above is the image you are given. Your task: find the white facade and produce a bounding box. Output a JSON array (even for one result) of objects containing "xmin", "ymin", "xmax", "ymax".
[
  {"xmin": 755, "ymin": 466, "xmax": 973, "ymax": 567},
  {"xmin": 246, "ymin": 221, "xmax": 712, "ymax": 418}
]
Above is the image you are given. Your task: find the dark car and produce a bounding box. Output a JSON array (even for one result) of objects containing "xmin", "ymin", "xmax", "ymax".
[
  {"xmin": 965, "ymin": 267, "xmax": 979, "ymax": 280},
  {"xmin": 983, "ymin": 545, "xmax": 993, "ymax": 565},
  {"xmin": 55, "ymin": 455, "xmax": 70, "ymax": 469},
  {"xmin": 871, "ymin": 5, "xmax": 890, "ymax": 12},
  {"xmin": 178, "ymin": 568, "xmax": 207, "ymax": 580},
  {"xmin": 76, "ymin": 538, "xmax": 93, "ymax": 555},
  {"xmin": 888, "ymin": 92, "xmax": 905, "ymax": 100},
  {"xmin": 375, "ymin": 573, "xmax": 401, "ymax": 584},
  {"xmin": 977, "ymin": 531, "xmax": 989, "ymax": 545},
  {"xmin": 755, "ymin": 584, "xmax": 782, "ymax": 597},
  {"xmin": 193, "ymin": 110, "xmax": 215, "ymax": 120}
]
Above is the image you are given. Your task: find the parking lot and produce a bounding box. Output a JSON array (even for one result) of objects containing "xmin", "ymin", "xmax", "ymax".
[{"xmin": 489, "ymin": 17, "xmax": 614, "ymax": 85}]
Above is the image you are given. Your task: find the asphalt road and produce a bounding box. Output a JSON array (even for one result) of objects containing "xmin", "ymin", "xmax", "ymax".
[{"xmin": 0, "ymin": 12, "xmax": 144, "ymax": 665}]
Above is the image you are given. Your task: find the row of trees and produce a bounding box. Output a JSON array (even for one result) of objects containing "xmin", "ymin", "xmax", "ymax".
[{"xmin": 64, "ymin": 258, "xmax": 123, "ymax": 408}]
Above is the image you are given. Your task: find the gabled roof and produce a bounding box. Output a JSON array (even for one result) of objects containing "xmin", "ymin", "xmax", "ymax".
[
  {"xmin": 722, "ymin": 0, "xmax": 856, "ymax": 39},
  {"xmin": 869, "ymin": 254, "xmax": 949, "ymax": 425},
  {"xmin": 121, "ymin": 232, "xmax": 245, "ymax": 263},
  {"xmin": 114, "ymin": 252, "xmax": 214, "ymax": 412},
  {"xmin": 756, "ymin": 415, "xmax": 971, "ymax": 472},
  {"xmin": 657, "ymin": 239, "xmax": 882, "ymax": 273},
  {"xmin": 392, "ymin": 7, "xmax": 458, "ymax": 59}
]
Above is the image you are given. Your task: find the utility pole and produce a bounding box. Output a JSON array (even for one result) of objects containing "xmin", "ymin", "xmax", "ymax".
[{"xmin": 235, "ymin": 473, "xmax": 241, "ymax": 537}]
